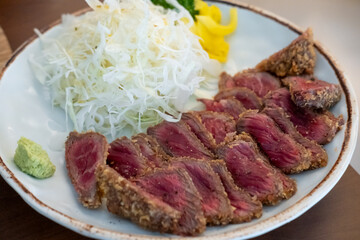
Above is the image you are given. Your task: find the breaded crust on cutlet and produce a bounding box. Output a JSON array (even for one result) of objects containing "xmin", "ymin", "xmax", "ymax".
[
  {"xmin": 255, "ymin": 28, "xmax": 316, "ymax": 77},
  {"xmin": 96, "ymin": 165, "xmax": 181, "ymax": 233}
]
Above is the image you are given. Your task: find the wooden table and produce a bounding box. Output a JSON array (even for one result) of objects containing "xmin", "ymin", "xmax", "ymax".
[{"xmin": 0, "ymin": 1, "xmax": 359, "ymax": 239}]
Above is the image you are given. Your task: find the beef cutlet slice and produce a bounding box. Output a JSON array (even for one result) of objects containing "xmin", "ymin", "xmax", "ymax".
[
  {"xmin": 216, "ymin": 133, "xmax": 296, "ymax": 205},
  {"xmin": 169, "ymin": 157, "xmax": 233, "ymax": 226},
  {"xmin": 136, "ymin": 167, "xmax": 206, "ymax": 236},
  {"xmin": 107, "ymin": 136, "xmax": 149, "ymax": 179},
  {"xmin": 237, "ymin": 110, "xmax": 310, "ymax": 174},
  {"xmin": 131, "ymin": 133, "xmax": 169, "ymax": 167},
  {"xmin": 182, "ymin": 111, "xmax": 236, "ymax": 152},
  {"xmin": 65, "ymin": 131, "xmax": 109, "ymax": 208},
  {"xmin": 96, "ymin": 165, "xmax": 181, "ymax": 234},
  {"xmin": 262, "ymin": 107, "xmax": 328, "ymax": 169},
  {"xmin": 214, "ymin": 87, "xmax": 263, "ymax": 110},
  {"xmin": 237, "ymin": 110, "xmax": 312, "ymax": 174},
  {"xmin": 147, "ymin": 120, "xmax": 215, "ymax": 160},
  {"xmin": 264, "ymin": 88, "xmax": 344, "ymax": 145},
  {"xmin": 196, "ymin": 111, "xmax": 237, "ymax": 146},
  {"xmin": 255, "ymin": 28, "xmax": 316, "ymax": 77},
  {"xmin": 218, "ymin": 71, "xmax": 281, "ymax": 97},
  {"xmin": 210, "ymin": 160, "xmax": 262, "ymax": 223},
  {"xmin": 198, "ymin": 98, "xmax": 246, "ymax": 120},
  {"xmin": 182, "ymin": 112, "xmax": 218, "ymax": 151},
  {"xmin": 282, "ymin": 75, "xmax": 342, "ymax": 109}
]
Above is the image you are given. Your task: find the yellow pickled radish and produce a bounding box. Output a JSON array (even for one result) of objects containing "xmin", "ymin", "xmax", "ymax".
[
  {"xmin": 197, "ymin": 8, "xmax": 237, "ymax": 36},
  {"xmin": 192, "ymin": 20, "xmax": 229, "ymax": 62},
  {"xmin": 192, "ymin": 0, "xmax": 238, "ymax": 62}
]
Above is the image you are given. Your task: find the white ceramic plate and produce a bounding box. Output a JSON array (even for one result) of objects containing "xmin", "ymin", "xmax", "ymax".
[{"xmin": 0, "ymin": 1, "xmax": 358, "ymax": 239}]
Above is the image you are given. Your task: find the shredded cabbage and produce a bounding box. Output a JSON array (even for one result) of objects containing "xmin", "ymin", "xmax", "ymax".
[{"xmin": 30, "ymin": 0, "xmax": 220, "ymax": 140}]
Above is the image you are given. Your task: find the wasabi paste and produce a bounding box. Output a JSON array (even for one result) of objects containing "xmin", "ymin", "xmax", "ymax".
[{"xmin": 14, "ymin": 137, "xmax": 55, "ymax": 178}]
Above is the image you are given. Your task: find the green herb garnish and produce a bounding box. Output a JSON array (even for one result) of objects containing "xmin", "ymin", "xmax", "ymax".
[
  {"xmin": 151, "ymin": 0, "xmax": 176, "ymax": 10},
  {"xmin": 151, "ymin": 0, "xmax": 199, "ymax": 19},
  {"xmin": 178, "ymin": 0, "xmax": 199, "ymax": 19}
]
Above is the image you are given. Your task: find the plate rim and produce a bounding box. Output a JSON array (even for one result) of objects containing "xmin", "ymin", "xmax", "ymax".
[{"xmin": 0, "ymin": 1, "xmax": 358, "ymax": 239}]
